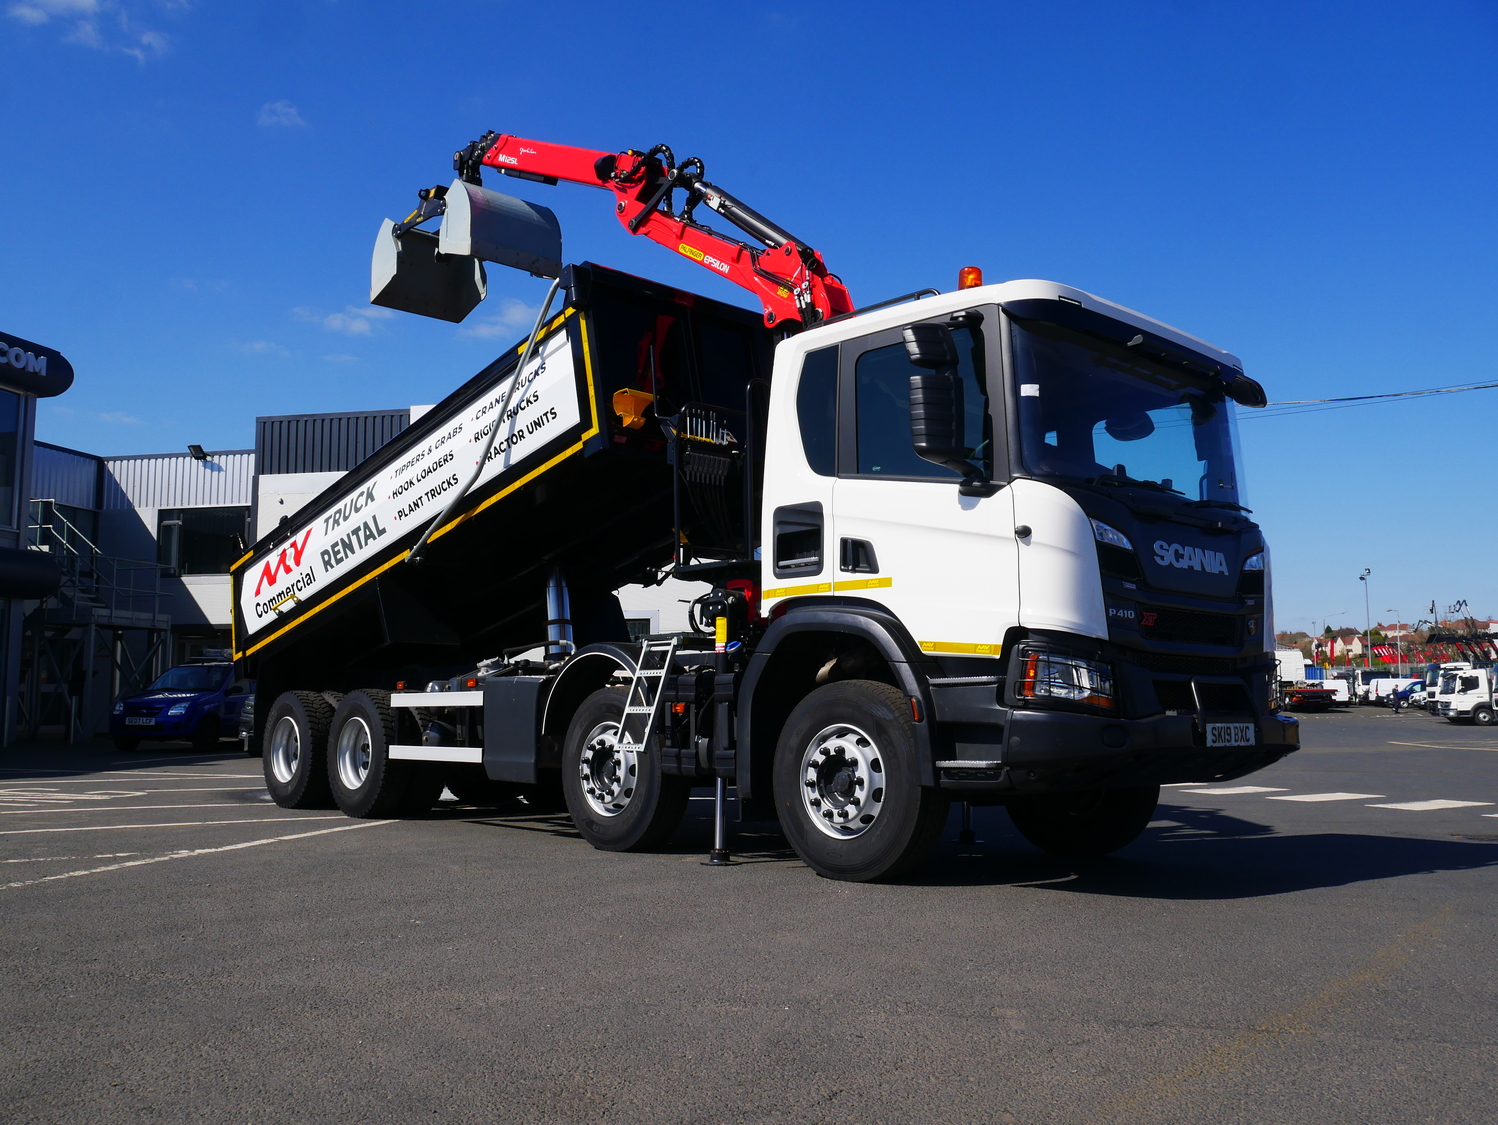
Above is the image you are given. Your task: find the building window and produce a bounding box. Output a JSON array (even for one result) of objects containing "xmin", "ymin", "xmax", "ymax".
[
  {"xmin": 158, "ymin": 507, "xmax": 251, "ymax": 575},
  {"xmin": 0, "ymin": 390, "xmax": 19, "ymax": 528}
]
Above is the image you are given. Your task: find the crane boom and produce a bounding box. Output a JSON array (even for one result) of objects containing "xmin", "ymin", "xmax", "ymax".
[{"xmin": 456, "ymin": 132, "xmax": 854, "ymax": 329}]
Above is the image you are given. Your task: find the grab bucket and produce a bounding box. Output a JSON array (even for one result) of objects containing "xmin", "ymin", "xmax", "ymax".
[
  {"xmin": 370, "ymin": 219, "xmax": 487, "ymax": 323},
  {"xmin": 438, "ymin": 180, "xmax": 563, "ymax": 279}
]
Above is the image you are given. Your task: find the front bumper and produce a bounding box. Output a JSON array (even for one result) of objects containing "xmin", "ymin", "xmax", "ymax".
[{"xmin": 934, "ymin": 707, "xmax": 1299, "ymax": 797}]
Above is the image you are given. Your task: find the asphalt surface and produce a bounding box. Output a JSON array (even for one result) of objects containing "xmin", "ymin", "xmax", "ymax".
[{"xmin": 1, "ymin": 707, "xmax": 1495, "ymax": 1124}]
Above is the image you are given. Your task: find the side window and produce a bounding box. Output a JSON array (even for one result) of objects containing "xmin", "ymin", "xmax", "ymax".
[
  {"xmin": 796, "ymin": 346, "xmax": 837, "ymax": 476},
  {"xmin": 852, "ymin": 323, "xmax": 990, "ymax": 479}
]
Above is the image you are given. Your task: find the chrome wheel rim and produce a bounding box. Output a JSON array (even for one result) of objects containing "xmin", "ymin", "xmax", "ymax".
[
  {"xmin": 269, "ymin": 715, "xmax": 301, "ymax": 784},
  {"xmin": 800, "ymin": 722, "xmax": 885, "ymax": 839},
  {"xmin": 336, "ymin": 716, "xmax": 373, "ymax": 791},
  {"xmin": 578, "ymin": 720, "xmax": 637, "ymax": 817}
]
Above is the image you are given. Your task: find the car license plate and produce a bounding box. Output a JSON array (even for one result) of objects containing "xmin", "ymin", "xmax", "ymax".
[
  {"xmin": 124, "ymin": 716, "xmax": 156, "ymax": 727},
  {"xmin": 1206, "ymin": 722, "xmax": 1255, "ymax": 747}
]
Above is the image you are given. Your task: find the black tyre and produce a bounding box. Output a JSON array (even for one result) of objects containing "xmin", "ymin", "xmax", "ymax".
[
  {"xmin": 112, "ymin": 735, "xmax": 140, "ymax": 753},
  {"xmin": 327, "ymin": 690, "xmax": 443, "ymax": 818},
  {"xmin": 1474, "ymin": 707, "xmax": 1494, "ymax": 727},
  {"xmin": 772, "ymin": 680, "xmax": 950, "ymax": 883},
  {"xmin": 561, "ymin": 687, "xmax": 690, "ymax": 851},
  {"xmin": 190, "ymin": 714, "xmax": 222, "ymax": 752},
  {"xmin": 443, "ymin": 766, "xmax": 520, "ymax": 807},
  {"xmin": 1006, "ymin": 786, "xmax": 1160, "ymax": 859},
  {"xmin": 263, "ymin": 691, "xmax": 337, "ymax": 809}
]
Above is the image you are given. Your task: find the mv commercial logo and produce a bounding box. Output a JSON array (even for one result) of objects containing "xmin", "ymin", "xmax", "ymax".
[
  {"xmin": 252, "ymin": 530, "xmax": 316, "ymax": 620},
  {"xmin": 1153, "ymin": 540, "xmax": 1230, "ymax": 576}
]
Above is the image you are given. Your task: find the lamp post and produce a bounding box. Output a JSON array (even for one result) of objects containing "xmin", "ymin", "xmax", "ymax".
[
  {"xmin": 1359, "ymin": 569, "xmax": 1372, "ymax": 670},
  {"xmin": 1386, "ymin": 609, "xmax": 1403, "ymax": 676}
]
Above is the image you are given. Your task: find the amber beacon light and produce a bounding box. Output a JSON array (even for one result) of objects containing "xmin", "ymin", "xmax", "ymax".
[{"xmin": 958, "ymin": 266, "xmax": 984, "ymax": 290}]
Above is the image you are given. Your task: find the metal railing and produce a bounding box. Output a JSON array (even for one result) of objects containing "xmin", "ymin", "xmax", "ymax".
[{"xmin": 28, "ymin": 504, "xmax": 170, "ymax": 623}]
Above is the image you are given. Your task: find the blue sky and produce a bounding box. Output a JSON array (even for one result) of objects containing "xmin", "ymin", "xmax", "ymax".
[{"xmin": 3, "ymin": 0, "xmax": 1495, "ymax": 630}]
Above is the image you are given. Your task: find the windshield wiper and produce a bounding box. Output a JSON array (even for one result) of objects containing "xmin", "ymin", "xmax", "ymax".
[
  {"xmin": 1189, "ymin": 499, "xmax": 1253, "ymax": 513},
  {"xmin": 1092, "ymin": 473, "xmax": 1183, "ymax": 496}
]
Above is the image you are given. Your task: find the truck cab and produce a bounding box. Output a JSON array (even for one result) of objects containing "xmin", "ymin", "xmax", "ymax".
[{"xmin": 1438, "ymin": 667, "xmax": 1496, "ymax": 725}]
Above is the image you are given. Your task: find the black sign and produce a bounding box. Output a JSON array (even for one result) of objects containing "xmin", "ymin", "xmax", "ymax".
[{"xmin": 0, "ymin": 332, "xmax": 73, "ymax": 397}]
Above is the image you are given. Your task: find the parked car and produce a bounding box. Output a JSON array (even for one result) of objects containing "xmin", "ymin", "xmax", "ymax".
[{"xmin": 110, "ymin": 661, "xmax": 254, "ymax": 752}]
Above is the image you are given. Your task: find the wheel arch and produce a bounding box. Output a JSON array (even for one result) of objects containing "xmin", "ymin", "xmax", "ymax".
[
  {"xmin": 737, "ymin": 600, "xmax": 939, "ymax": 802},
  {"xmin": 541, "ymin": 643, "xmax": 639, "ymax": 740}
]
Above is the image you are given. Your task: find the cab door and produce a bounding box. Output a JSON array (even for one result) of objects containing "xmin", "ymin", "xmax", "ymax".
[{"xmin": 831, "ymin": 310, "xmax": 1019, "ymax": 661}]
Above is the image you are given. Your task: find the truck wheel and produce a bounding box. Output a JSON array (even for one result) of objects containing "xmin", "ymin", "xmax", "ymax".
[
  {"xmin": 561, "ymin": 687, "xmax": 690, "ymax": 851},
  {"xmin": 328, "ymin": 690, "xmax": 443, "ymax": 817},
  {"xmin": 772, "ymin": 680, "xmax": 950, "ymax": 883},
  {"xmin": 1473, "ymin": 707, "xmax": 1494, "ymax": 727},
  {"xmin": 1006, "ymin": 786, "xmax": 1160, "ymax": 859},
  {"xmin": 263, "ymin": 691, "xmax": 337, "ymax": 809},
  {"xmin": 190, "ymin": 714, "xmax": 222, "ymax": 752}
]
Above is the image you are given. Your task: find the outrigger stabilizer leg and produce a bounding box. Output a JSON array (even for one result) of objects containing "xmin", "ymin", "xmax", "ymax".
[{"xmin": 703, "ymin": 776, "xmax": 738, "ymax": 866}]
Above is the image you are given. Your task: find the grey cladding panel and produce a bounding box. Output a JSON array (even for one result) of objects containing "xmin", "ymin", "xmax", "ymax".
[{"xmin": 255, "ymin": 410, "xmax": 411, "ymax": 475}]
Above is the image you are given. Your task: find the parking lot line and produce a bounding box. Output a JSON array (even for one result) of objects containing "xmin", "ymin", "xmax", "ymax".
[
  {"xmin": 1267, "ymin": 792, "xmax": 1385, "ymax": 802},
  {"xmin": 3, "ymin": 820, "xmax": 392, "ymax": 890},
  {"xmin": 0, "ymin": 815, "xmax": 347, "ymax": 835},
  {"xmin": 1368, "ymin": 800, "xmax": 1495, "ymax": 811},
  {"xmin": 1178, "ymin": 786, "xmax": 1288, "ymax": 795},
  {"xmin": 0, "ymin": 803, "xmax": 270, "ymax": 816}
]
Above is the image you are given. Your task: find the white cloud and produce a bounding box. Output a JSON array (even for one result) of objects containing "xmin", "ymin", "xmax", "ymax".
[
  {"xmin": 237, "ymin": 339, "xmax": 291, "ymax": 357},
  {"xmin": 10, "ymin": 0, "xmax": 171, "ymax": 62},
  {"xmin": 322, "ymin": 354, "xmax": 358, "ymax": 363},
  {"xmin": 257, "ymin": 100, "xmax": 306, "ymax": 128},
  {"xmin": 97, "ymin": 411, "xmax": 142, "ymax": 424},
  {"xmin": 295, "ymin": 304, "xmax": 391, "ymax": 336},
  {"xmin": 459, "ymin": 298, "xmax": 540, "ymax": 339}
]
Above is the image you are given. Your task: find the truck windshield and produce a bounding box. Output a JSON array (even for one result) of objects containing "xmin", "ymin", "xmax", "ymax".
[
  {"xmin": 148, "ymin": 665, "xmax": 231, "ymax": 693},
  {"xmin": 1010, "ymin": 316, "xmax": 1243, "ymax": 505}
]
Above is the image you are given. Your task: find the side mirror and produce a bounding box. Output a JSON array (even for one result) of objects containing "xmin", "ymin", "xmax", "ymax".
[
  {"xmin": 1227, "ymin": 372, "xmax": 1267, "ymax": 408},
  {"xmin": 904, "ymin": 324, "xmax": 1000, "ymax": 497},
  {"xmin": 902, "ymin": 322, "xmax": 959, "ymax": 369}
]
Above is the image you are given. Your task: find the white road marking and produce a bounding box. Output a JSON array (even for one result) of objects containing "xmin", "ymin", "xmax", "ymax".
[
  {"xmin": 0, "ymin": 790, "xmax": 149, "ymax": 804},
  {"xmin": 5, "ymin": 853, "xmax": 141, "ymax": 863},
  {"xmin": 0, "ymin": 775, "xmax": 263, "ymax": 783},
  {"xmin": 1367, "ymin": 800, "xmax": 1495, "ymax": 811},
  {"xmin": 1, "ymin": 803, "xmax": 270, "ymax": 816},
  {"xmin": 0, "ymin": 784, "xmax": 263, "ymax": 796},
  {"xmin": 2, "ymin": 821, "xmax": 393, "ymax": 890},
  {"xmin": 1178, "ymin": 786, "xmax": 1288, "ymax": 795},
  {"xmin": 1388, "ymin": 741, "xmax": 1498, "ymax": 752},
  {"xmin": 0, "ymin": 815, "xmax": 346, "ymax": 836},
  {"xmin": 1267, "ymin": 792, "xmax": 1386, "ymax": 802}
]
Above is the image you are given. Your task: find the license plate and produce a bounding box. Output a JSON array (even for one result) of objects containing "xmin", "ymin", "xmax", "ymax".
[
  {"xmin": 124, "ymin": 716, "xmax": 156, "ymax": 727},
  {"xmin": 1206, "ymin": 722, "xmax": 1255, "ymax": 747}
]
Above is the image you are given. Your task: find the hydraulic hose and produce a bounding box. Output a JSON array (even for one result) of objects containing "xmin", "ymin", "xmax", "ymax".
[{"xmin": 406, "ymin": 275, "xmax": 563, "ymax": 565}]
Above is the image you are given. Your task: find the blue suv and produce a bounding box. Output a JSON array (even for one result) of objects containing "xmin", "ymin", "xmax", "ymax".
[{"xmin": 111, "ymin": 662, "xmax": 254, "ymax": 753}]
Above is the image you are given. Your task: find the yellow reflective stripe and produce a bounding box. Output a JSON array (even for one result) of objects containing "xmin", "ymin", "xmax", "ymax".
[
  {"xmin": 918, "ymin": 640, "xmax": 1003, "ymax": 656},
  {"xmin": 832, "ymin": 576, "xmax": 891, "ymax": 592},
  {"xmin": 761, "ymin": 581, "xmax": 833, "ymax": 600}
]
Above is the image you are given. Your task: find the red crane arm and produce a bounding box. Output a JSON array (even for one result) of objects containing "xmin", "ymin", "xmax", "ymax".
[{"xmin": 459, "ymin": 133, "xmax": 853, "ymax": 329}]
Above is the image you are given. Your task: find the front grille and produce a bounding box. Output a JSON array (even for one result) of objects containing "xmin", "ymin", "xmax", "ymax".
[
  {"xmin": 1138, "ymin": 605, "xmax": 1241, "ymax": 647},
  {"xmin": 1117, "ymin": 651, "xmax": 1241, "ymax": 674}
]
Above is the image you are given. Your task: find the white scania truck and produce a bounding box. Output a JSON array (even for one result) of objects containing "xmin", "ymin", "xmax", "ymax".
[{"xmin": 232, "ymin": 133, "xmax": 1298, "ymax": 881}]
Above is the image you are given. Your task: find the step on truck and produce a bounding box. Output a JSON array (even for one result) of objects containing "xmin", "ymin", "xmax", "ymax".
[{"xmin": 232, "ymin": 133, "xmax": 1299, "ymax": 881}]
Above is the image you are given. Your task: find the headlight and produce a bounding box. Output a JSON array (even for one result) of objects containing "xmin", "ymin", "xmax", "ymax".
[
  {"xmin": 167, "ymin": 703, "xmax": 190, "ymax": 716},
  {"xmin": 112, "ymin": 702, "xmax": 124, "ymax": 715},
  {"xmin": 1242, "ymin": 552, "xmax": 1266, "ymax": 571},
  {"xmin": 1017, "ymin": 649, "xmax": 1115, "ymax": 709},
  {"xmin": 1090, "ymin": 519, "xmax": 1132, "ymax": 551}
]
